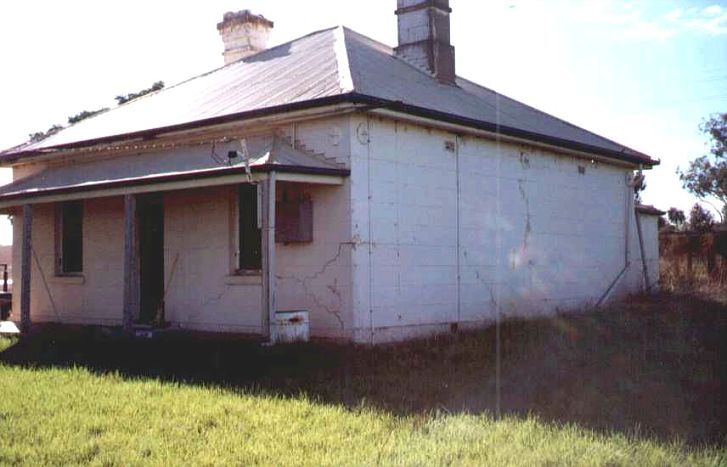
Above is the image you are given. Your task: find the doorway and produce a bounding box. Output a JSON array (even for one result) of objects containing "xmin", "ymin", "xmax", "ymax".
[{"xmin": 138, "ymin": 194, "xmax": 164, "ymax": 325}]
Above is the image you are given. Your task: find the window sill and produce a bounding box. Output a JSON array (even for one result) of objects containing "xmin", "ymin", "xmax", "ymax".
[
  {"xmin": 51, "ymin": 275, "xmax": 85, "ymax": 285},
  {"xmin": 225, "ymin": 273, "xmax": 262, "ymax": 286}
]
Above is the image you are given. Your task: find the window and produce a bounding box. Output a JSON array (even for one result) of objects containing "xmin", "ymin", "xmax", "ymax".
[
  {"xmin": 276, "ymin": 196, "xmax": 313, "ymax": 243},
  {"xmin": 237, "ymin": 184, "xmax": 261, "ymax": 271},
  {"xmin": 56, "ymin": 201, "xmax": 83, "ymax": 274}
]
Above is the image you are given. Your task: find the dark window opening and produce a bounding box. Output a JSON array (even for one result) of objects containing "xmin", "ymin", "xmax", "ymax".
[
  {"xmin": 238, "ymin": 184, "xmax": 261, "ymax": 270},
  {"xmin": 58, "ymin": 201, "xmax": 83, "ymax": 274}
]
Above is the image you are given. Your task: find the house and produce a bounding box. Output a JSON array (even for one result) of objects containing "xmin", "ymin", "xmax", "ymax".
[{"xmin": 0, "ymin": 2, "xmax": 660, "ymax": 344}]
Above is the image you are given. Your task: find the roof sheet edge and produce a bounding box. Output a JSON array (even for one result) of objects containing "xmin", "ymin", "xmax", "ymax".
[{"xmin": 1, "ymin": 91, "xmax": 658, "ymax": 167}]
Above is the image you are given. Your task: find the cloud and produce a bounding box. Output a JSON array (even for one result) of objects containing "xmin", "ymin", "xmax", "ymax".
[
  {"xmin": 571, "ymin": 2, "xmax": 727, "ymax": 40},
  {"xmin": 686, "ymin": 5, "xmax": 727, "ymax": 35},
  {"xmin": 703, "ymin": 5, "xmax": 722, "ymax": 16}
]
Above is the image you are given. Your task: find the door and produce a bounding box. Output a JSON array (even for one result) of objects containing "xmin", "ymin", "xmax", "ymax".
[{"xmin": 138, "ymin": 194, "xmax": 164, "ymax": 324}]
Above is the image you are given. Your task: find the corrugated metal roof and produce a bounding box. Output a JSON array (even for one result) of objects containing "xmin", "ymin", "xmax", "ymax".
[
  {"xmin": 2, "ymin": 26, "xmax": 655, "ymax": 165},
  {"xmin": 0, "ymin": 136, "xmax": 346, "ymax": 201}
]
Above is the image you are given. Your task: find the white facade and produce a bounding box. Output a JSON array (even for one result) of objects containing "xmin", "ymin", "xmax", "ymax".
[
  {"xmin": 348, "ymin": 115, "xmax": 654, "ymax": 343},
  {"xmin": 8, "ymin": 113, "xmax": 657, "ymax": 343}
]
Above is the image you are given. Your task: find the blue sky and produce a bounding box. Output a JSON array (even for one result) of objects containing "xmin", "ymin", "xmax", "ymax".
[{"xmin": 0, "ymin": 0, "xmax": 725, "ymax": 243}]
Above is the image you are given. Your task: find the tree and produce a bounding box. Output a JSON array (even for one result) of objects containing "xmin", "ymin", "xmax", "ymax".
[
  {"xmin": 688, "ymin": 203, "xmax": 714, "ymax": 233},
  {"xmin": 634, "ymin": 173, "xmax": 646, "ymax": 203},
  {"xmin": 667, "ymin": 207, "xmax": 686, "ymax": 230},
  {"xmin": 678, "ymin": 113, "xmax": 726, "ymax": 223}
]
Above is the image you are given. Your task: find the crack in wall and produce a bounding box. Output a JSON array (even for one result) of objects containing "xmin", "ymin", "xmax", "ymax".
[
  {"xmin": 200, "ymin": 286, "xmax": 230, "ymax": 309},
  {"xmin": 488, "ymin": 286, "xmax": 498, "ymax": 313},
  {"xmin": 277, "ymin": 241, "xmax": 355, "ymax": 330},
  {"xmin": 280, "ymin": 274, "xmax": 344, "ymax": 330},
  {"xmin": 517, "ymin": 179, "xmax": 532, "ymax": 252},
  {"xmin": 517, "ymin": 179, "xmax": 536, "ymax": 292}
]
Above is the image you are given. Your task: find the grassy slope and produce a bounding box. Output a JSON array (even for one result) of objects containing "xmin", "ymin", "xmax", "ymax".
[{"xmin": 0, "ymin": 364, "xmax": 721, "ymax": 466}]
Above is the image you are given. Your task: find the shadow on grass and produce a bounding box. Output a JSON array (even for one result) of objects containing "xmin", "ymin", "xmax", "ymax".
[{"xmin": 1, "ymin": 292, "xmax": 725, "ymax": 447}]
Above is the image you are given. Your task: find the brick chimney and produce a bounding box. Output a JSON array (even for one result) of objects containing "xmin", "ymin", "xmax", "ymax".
[
  {"xmin": 217, "ymin": 10, "xmax": 274, "ymax": 65},
  {"xmin": 395, "ymin": 0, "xmax": 456, "ymax": 84}
]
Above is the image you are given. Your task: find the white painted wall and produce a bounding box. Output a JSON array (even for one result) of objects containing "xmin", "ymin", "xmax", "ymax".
[
  {"xmin": 10, "ymin": 117, "xmax": 357, "ymax": 340},
  {"xmin": 642, "ymin": 214, "xmax": 660, "ymax": 289},
  {"xmin": 625, "ymin": 212, "xmax": 660, "ymax": 292},
  {"xmin": 349, "ymin": 115, "xmax": 648, "ymax": 343},
  {"xmin": 163, "ymin": 186, "xmax": 262, "ymax": 333},
  {"xmin": 12, "ymin": 197, "xmax": 124, "ymax": 325},
  {"xmin": 275, "ymin": 117, "xmax": 355, "ymax": 339},
  {"xmin": 8, "ymin": 113, "xmax": 656, "ymax": 344},
  {"xmin": 275, "ymin": 182, "xmax": 353, "ymax": 339}
]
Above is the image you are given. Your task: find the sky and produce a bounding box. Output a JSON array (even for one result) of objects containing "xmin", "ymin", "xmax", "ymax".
[{"xmin": 0, "ymin": 0, "xmax": 725, "ymax": 244}]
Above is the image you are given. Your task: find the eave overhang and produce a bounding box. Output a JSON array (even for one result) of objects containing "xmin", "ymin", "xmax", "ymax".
[{"xmin": 1, "ymin": 92, "xmax": 658, "ymax": 169}]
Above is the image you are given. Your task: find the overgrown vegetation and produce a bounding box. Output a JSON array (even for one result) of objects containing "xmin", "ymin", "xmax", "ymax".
[
  {"xmin": 115, "ymin": 80, "xmax": 164, "ymax": 105},
  {"xmin": 28, "ymin": 124, "xmax": 64, "ymax": 143},
  {"xmin": 27, "ymin": 81, "xmax": 164, "ymax": 142},
  {"xmin": 67, "ymin": 108, "xmax": 109, "ymax": 125},
  {"xmin": 659, "ymin": 230, "xmax": 727, "ymax": 293},
  {"xmin": 0, "ymin": 293, "xmax": 724, "ymax": 464}
]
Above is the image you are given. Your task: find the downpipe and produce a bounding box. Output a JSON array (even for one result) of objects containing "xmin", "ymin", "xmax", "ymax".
[{"xmin": 633, "ymin": 164, "xmax": 652, "ymax": 293}]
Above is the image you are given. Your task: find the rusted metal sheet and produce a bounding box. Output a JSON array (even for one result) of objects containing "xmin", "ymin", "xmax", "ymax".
[{"xmin": 2, "ymin": 26, "xmax": 654, "ymax": 165}]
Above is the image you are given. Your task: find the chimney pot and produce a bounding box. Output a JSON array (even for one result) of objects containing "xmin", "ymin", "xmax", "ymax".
[
  {"xmin": 217, "ymin": 10, "xmax": 274, "ymax": 65},
  {"xmin": 395, "ymin": 0, "xmax": 456, "ymax": 84}
]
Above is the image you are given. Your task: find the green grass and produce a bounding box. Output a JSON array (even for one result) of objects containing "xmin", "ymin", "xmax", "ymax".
[
  {"xmin": 0, "ymin": 363, "xmax": 721, "ymax": 466},
  {"xmin": 0, "ymin": 291, "xmax": 725, "ymax": 465},
  {"xmin": 0, "ymin": 335, "xmax": 16, "ymax": 352}
]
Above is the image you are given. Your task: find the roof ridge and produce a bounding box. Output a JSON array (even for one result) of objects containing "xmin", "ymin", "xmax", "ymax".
[
  {"xmin": 333, "ymin": 26, "xmax": 355, "ymax": 93},
  {"xmin": 340, "ymin": 26, "xmax": 444, "ymax": 82},
  {"xmin": 158, "ymin": 25, "xmax": 344, "ymax": 89}
]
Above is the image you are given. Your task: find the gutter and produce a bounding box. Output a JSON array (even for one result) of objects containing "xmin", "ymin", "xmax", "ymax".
[
  {"xmin": 1, "ymin": 92, "xmax": 659, "ymax": 168},
  {"xmin": 0, "ymin": 97, "xmax": 368, "ymax": 164},
  {"xmin": 0, "ymin": 164, "xmax": 350, "ymax": 209},
  {"xmin": 349, "ymin": 94, "xmax": 658, "ymax": 167}
]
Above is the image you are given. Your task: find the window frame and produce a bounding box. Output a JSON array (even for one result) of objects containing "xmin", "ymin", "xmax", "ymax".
[{"xmin": 55, "ymin": 200, "xmax": 84, "ymax": 276}]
